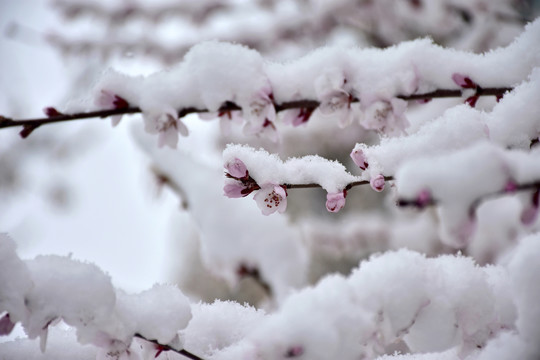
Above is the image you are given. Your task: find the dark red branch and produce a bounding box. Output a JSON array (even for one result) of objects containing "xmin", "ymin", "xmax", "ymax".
[
  {"xmin": 0, "ymin": 87, "xmax": 512, "ymax": 137},
  {"xmin": 134, "ymin": 334, "xmax": 205, "ymax": 360}
]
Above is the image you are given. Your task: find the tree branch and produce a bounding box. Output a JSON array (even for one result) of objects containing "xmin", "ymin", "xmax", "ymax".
[
  {"xmin": 0, "ymin": 87, "xmax": 512, "ymax": 138},
  {"xmin": 134, "ymin": 333, "xmax": 205, "ymax": 360},
  {"xmin": 285, "ymin": 177, "xmax": 394, "ymax": 190},
  {"xmin": 397, "ymin": 181, "xmax": 540, "ymax": 211}
]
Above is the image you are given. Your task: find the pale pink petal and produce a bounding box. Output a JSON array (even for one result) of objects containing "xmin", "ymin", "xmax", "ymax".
[
  {"xmin": 158, "ymin": 127, "xmax": 179, "ymax": 149},
  {"xmin": 521, "ymin": 206, "xmax": 539, "ymax": 225},
  {"xmin": 177, "ymin": 118, "xmax": 189, "ymax": 137},
  {"xmin": 111, "ymin": 115, "xmax": 123, "ymax": 127}
]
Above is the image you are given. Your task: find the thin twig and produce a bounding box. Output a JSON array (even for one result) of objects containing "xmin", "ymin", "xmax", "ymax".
[
  {"xmin": 152, "ymin": 166, "xmax": 189, "ymax": 210},
  {"xmin": 284, "ymin": 176, "xmax": 394, "ymax": 190},
  {"xmin": 0, "ymin": 87, "xmax": 512, "ymax": 137},
  {"xmin": 134, "ymin": 333, "xmax": 205, "ymax": 360}
]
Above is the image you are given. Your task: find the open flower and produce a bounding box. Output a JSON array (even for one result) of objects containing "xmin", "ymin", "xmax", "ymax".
[
  {"xmin": 143, "ymin": 108, "xmax": 188, "ymax": 149},
  {"xmin": 244, "ymin": 87, "xmax": 276, "ymax": 131},
  {"xmin": 254, "ymin": 183, "xmax": 287, "ymax": 215},
  {"xmin": 315, "ymin": 68, "xmax": 354, "ymax": 127},
  {"xmin": 326, "ymin": 190, "xmax": 347, "ymax": 213},
  {"xmin": 361, "ymin": 98, "xmax": 408, "ymax": 136}
]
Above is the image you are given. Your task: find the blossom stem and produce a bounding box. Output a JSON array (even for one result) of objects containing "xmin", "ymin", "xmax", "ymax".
[
  {"xmin": 134, "ymin": 333, "xmax": 205, "ymax": 360},
  {"xmin": 0, "ymin": 87, "xmax": 512, "ymax": 137}
]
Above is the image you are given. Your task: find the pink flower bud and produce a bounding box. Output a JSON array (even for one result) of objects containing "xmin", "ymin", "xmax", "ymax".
[
  {"xmin": 224, "ymin": 181, "xmax": 248, "ymax": 198},
  {"xmin": 350, "ymin": 148, "xmax": 368, "ymax": 170},
  {"xmin": 225, "ymin": 158, "xmax": 249, "ymax": 179},
  {"xmin": 452, "ymin": 73, "xmax": 477, "ymax": 89},
  {"xmin": 43, "ymin": 107, "xmax": 62, "ymax": 117},
  {"xmin": 370, "ymin": 175, "xmax": 385, "ymax": 192},
  {"xmin": 326, "ymin": 190, "xmax": 347, "ymax": 213}
]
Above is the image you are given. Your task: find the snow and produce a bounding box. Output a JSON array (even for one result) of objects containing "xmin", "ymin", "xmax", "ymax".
[
  {"xmin": 223, "ymin": 144, "xmax": 360, "ymax": 193},
  {"xmin": 71, "ymin": 18, "xmax": 540, "ymax": 147}
]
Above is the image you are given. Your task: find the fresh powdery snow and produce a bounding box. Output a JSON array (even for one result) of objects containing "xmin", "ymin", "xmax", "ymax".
[
  {"xmin": 60, "ymin": 19, "xmax": 540, "ymax": 148},
  {"xmin": 0, "ymin": 234, "xmax": 192, "ymax": 358},
  {"xmin": 3, "ymin": 232, "xmax": 540, "ymax": 359}
]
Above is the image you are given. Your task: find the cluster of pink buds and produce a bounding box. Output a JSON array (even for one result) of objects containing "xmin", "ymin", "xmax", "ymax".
[
  {"xmin": 223, "ymin": 158, "xmax": 260, "ymax": 198},
  {"xmin": 452, "ymin": 73, "xmax": 479, "ymax": 107}
]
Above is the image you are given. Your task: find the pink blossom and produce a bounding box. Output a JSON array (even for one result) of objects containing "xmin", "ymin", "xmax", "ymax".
[
  {"xmin": 326, "ymin": 191, "xmax": 347, "ymax": 213},
  {"xmin": 350, "ymin": 147, "xmax": 369, "ymax": 170},
  {"xmin": 245, "ymin": 88, "xmax": 276, "ymax": 131},
  {"xmin": 452, "ymin": 73, "xmax": 477, "ymax": 89},
  {"xmin": 254, "ymin": 183, "xmax": 287, "ymax": 215},
  {"xmin": 370, "ymin": 175, "xmax": 385, "ymax": 192},
  {"xmin": 0, "ymin": 313, "xmax": 15, "ymax": 336},
  {"xmin": 362, "ymin": 99, "xmax": 409, "ymax": 136},
  {"xmin": 95, "ymin": 90, "xmax": 129, "ymax": 127},
  {"xmin": 225, "ymin": 158, "xmax": 249, "ymax": 179},
  {"xmin": 315, "ymin": 69, "xmax": 354, "ymax": 127},
  {"xmin": 144, "ymin": 109, "xmax": 189, "ymax": 149}
]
